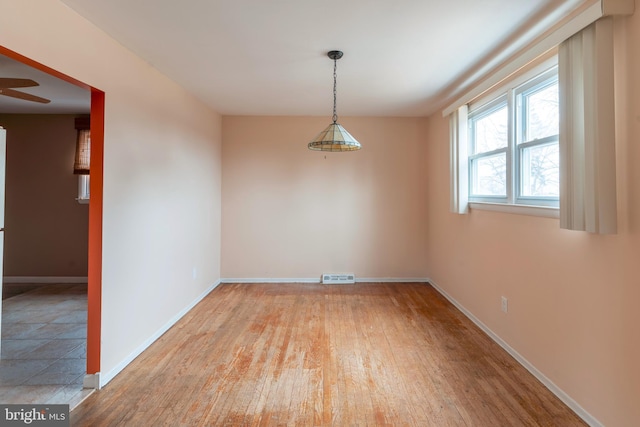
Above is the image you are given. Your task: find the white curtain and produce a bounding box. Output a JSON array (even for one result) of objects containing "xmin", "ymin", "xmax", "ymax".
[
  {"xmin": 449, "ymin": 105, "xmax": 469, "ymax": 214},
  {"xmin": 559, "ymin": 17, "xmax": 617, "ymax": 234}
]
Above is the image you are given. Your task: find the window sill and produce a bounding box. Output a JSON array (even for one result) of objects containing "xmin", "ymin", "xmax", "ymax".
[{"xmin": 469, "ymin": 202, "xmax": 559, "ymax": 218}]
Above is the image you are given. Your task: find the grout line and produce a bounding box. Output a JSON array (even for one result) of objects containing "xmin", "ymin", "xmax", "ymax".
[{"xmin": 0, "ymin": 284, "xmax": 87, "ymax": 405}]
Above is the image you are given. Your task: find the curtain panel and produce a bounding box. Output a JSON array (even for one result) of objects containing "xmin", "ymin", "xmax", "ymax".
[
  {"xmin": 449, "ymin": 105, "xmax": 469, "ymax": 214},
  {"xmin": 558, "ymin": 17, "xmax": 617, "ymax": 234}
]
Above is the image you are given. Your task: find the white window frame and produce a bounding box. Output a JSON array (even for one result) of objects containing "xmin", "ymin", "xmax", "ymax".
[
  {"xmin": 468, "ymin": 95, "xmax": 510, "ymax": 204},
  {"xmin": 514, "ymin": 67, "xmax": 559, "ymax": 207},
  {"xmin": 77, "ymin": 175, "xmax": 90, "ymax": 204},
  {"xmin": 467, "ymin": 58, "xmax": 559, "ymax": 214}
]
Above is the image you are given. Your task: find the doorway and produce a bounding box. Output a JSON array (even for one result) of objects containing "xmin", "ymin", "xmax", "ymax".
[
  {"xmin": 0, "ymin": 46, "xmax": 103, "ymax": 403},
  {"xmin": 0, "ymin": 113, "xmax": 88, "ymax": 405}
]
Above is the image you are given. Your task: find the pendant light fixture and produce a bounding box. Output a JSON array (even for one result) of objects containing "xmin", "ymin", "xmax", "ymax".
[{"xmin": 308, "ymin": 50, "xmax": 361, "ymax": 152}]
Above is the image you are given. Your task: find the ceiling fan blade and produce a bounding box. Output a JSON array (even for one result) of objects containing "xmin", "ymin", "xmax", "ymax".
[
  {"xmin": 0, "ymin": 78, "xmax": 39, "ymax": 89},
  {"xmin": 0, "ymin": 88, "xmax": 51, "ymax": 104}
]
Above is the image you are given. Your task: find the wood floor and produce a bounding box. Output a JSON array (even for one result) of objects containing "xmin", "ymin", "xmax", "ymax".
[{"xmin": 71, "ymin": 283, "xmax": 586, "ymax": 426}]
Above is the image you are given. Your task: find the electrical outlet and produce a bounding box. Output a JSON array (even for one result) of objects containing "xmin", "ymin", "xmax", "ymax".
[{"xmin": 501, "ymin": 296, "xmax": 508, "ymax": 313}]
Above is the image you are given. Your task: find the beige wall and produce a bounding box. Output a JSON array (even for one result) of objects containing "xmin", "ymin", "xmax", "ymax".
[
  {"xmin": 0, "ymin": 0, "xmax": 222, "ymax": 384},
  {"xmin": 222, "ymin": 116, "xmax": 429, "ymax": 279},
  {"xmin": 424, "ymin": 13, "xmax": 640, "ymax": 427},
  {"xmin": 0, "ymin": 114, "xmax": 88, "ymax": 277}
]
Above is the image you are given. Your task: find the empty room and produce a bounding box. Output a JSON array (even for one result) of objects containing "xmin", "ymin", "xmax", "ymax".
[{"xmin": 1, "ymin": 0, "xmax": 639, "ymax": 426}]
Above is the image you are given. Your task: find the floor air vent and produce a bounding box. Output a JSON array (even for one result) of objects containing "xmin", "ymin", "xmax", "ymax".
[{"xmin": 322, "ymin": 273, "xmax": 355, "ymax": 284}]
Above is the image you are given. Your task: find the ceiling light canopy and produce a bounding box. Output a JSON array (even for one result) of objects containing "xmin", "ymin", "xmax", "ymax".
[{"xmin": 308, "ymin": 51, "xmax": 361, "ymax": 152}]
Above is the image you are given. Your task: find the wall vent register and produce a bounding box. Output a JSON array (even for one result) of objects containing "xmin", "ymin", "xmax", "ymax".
[{"xmin": 322, "ymin": 273, "xmax": 356, "ymax": 284}]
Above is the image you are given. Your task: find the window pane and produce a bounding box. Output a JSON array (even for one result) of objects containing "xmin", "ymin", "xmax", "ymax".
[
  {"xmin": 473, "ymin": 105, "xmax": 508, "ymax": 154},
  {"xmin": 524, "ymin": 82, "xmax": 558, "ymax": 142},
  {"xmin": 472, "ymin": 153, "xmax": 506, "ymax": 196},
  {"xmin": 520, "ymin": 142, "xmax": 559, "ymax": 197}
]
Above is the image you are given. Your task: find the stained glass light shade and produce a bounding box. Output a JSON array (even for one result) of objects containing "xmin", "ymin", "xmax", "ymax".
[{"xmin": 308, "ymin": 122, "xmax": 361, "ymax": 152}]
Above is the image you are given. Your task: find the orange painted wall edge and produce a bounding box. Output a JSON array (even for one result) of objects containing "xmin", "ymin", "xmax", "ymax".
[{"xmin": 87, "ymin": 90, "xmax": 104, "ymax": 375}]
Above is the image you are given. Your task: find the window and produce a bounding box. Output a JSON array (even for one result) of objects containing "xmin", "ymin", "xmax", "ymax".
[
  {"xmin": 77, "ymin": 175, "xmax": 90, "ymax": 204},
  {"xmin": 73, "ymin": 116, "xmax": 90, "ymax": 204},
  {"xmin": 468, "ymin": 65, "xmax": 559, "ymax": 208},
  {"xmin": 448, "ymin": 11, "xmax": 621, "ymax": 226}
]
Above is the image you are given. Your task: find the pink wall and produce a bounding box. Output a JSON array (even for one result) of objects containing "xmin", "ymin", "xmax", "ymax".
[
  {"xmin": 424, "ymin": 13, "xmax": 640, "ymax": 427},
  {"xmin": 1, "ymin": 0, "xmax": 223, "ymax": 384},
  {"xmin": 0, "ymin": 114, "xmax": 88, "ymax": 277},
  {"xmin": 222, "ymin": 116, "xmax": 429, "ymax": 280}
]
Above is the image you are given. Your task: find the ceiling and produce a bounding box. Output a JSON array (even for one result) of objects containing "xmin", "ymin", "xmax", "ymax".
[
  {"xmin": 0, "ymin": 54, "xmax": 90, "ymax": 114},
  {"xmin": 2, "ymin": 0, "xmax": 587, "ymax": 116}
]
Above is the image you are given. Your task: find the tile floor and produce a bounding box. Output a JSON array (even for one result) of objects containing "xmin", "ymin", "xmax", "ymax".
[{"xmin": 0, "ymin": 284, "xmax": 93, "ymax": 408}]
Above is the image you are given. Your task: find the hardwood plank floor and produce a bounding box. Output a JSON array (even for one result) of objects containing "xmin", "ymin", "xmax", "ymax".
[{"xmin": 71, "ymin": 283, "xmax": 587, "ymax": 426}]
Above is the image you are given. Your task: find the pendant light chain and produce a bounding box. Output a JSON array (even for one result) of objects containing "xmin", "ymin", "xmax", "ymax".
[
  {"xmin": 307, "ymin": 50, "xmax": 361, "ymax": 152},
  {"xmin": 332, "ymin": 56, "xmax": 338, "ymax": 123}
]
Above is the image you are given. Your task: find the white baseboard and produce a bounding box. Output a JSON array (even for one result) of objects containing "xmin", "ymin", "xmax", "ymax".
[
  {"xmin": 356, "ymin": 277, "xmax": 430, "ymax": 283},
  {"xmin": 428, "ymin": 279, "xmax": 603, "ymax": 427},
  {"xmin": 221, "ymin": 277, "xmax": 321, "ymax": 284},
  {"xmin": 100, "ymin": 280, "xmax": 221, "ymax": 388},
  {"xmin": 83, "ymin": 372, "xmax": 100, "ymax": 389},
  {"xmin": 3, "ymin": 276, "xmax": 88, "ymax": 284},
  {"xmin": 220, "ymin": 277, "xmax": 431, "ymax": 284}
]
